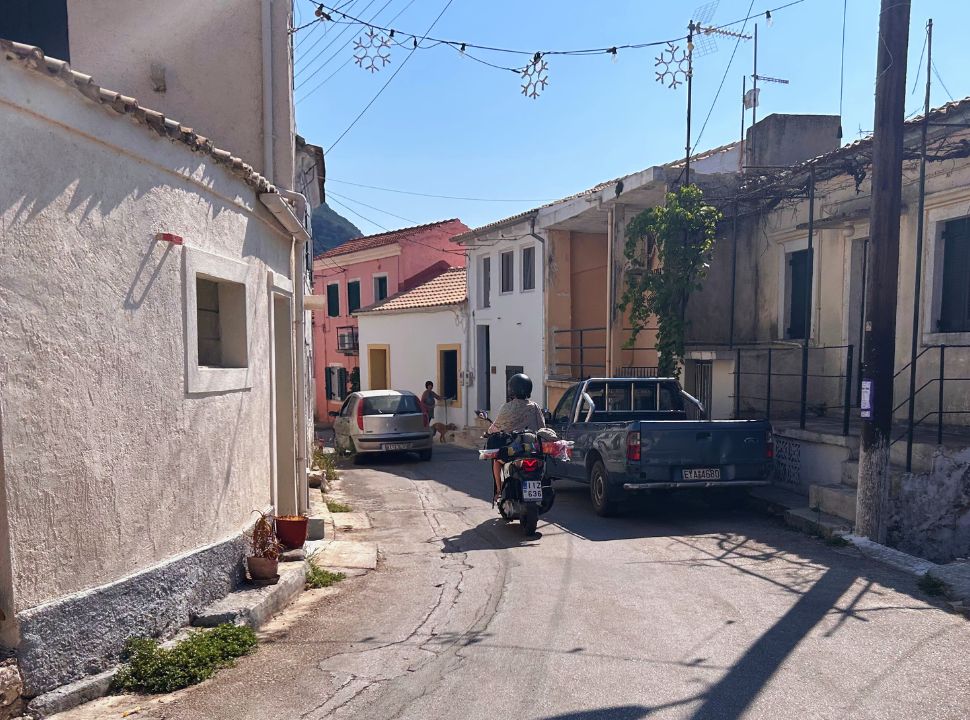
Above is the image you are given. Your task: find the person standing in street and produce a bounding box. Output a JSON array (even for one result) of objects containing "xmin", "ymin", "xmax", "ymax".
[{"xmin": 421, "ymin": 380, "xmax": 441, "ymax": 421}]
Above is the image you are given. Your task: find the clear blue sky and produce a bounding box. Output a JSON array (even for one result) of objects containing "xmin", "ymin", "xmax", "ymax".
[{"xmin": 293, "ymin": 0, "xmax": 965, "ymax": 235}]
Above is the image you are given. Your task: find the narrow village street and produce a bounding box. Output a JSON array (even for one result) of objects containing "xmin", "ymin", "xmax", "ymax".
[{"xmin": 61, "ymin": 445, "xmax": 970, "ymax": 720}]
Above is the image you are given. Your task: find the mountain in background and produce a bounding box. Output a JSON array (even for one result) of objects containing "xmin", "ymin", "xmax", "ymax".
[{"xmin": 311, "ymin": 201, "xmax": 362, "ymax": 256}]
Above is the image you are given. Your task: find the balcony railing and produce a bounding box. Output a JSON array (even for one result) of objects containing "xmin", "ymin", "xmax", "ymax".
[{"xmin": 336, "ymin": 326, "xmax": 359, "ymax": 355}]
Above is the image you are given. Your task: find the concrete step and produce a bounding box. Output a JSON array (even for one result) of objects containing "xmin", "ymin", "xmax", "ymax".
[
  {"xmin": 192, "ymin": 560, "xmax": 305, "ymax": 629},
  {"xmin": 785, "ymin": 506, "xmax": 852, "ymax": 539},
  {"xmin": 841, "ymin": 460, "xmax": 859, "ymax": 488},
  {"xmin": 809, "ymin": 483, "xmax": 857, "ymax": 523}
]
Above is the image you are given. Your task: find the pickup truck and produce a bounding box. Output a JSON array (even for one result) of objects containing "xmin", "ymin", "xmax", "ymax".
[{"xmin": 545, "ymin": 377, "xmax": 773, "ymax": 516}]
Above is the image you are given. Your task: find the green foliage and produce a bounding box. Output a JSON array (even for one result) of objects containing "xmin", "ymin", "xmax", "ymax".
[
  {"xmin": 112, "ymin": 625, "xmax": 257, "ymax": 694},
  {"xmin": 306, "ymin": 560, "xmax": 346, "ymax": 589},
  {"xmin": 349, "ymin": 367, "xmax": 361, "ymax": 393},
  {"xmin": 617, "ymin": 184, "xmax": 721, "ymax": 376},
  {"xmin": 313, "ymin": 448, "xmax": 340, "ymax": 487},
  {"xmin": 326, "ymin": 499, "xmax": 352, "ymax": 513}
]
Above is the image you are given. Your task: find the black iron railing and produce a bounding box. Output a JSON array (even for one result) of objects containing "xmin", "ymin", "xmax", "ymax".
[
  {"xmin": 891, "ymin": 343, "xmax": 970, "ymax": 470},
  {"xmin": 734, "ymin": 343, "xmax": 855, "ymax": 436},
  {"xmin": 617, "ymin": 366, "xmax": 660, "ymax": 378},
  {"xmin": 552, "ymin": 327, "xmax": 606, "ymax": 380}
]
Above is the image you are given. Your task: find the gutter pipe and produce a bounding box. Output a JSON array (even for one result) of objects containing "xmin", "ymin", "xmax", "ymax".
[
  {"xmin": 528, "ymin": 216, "xmax": 549, "ymax": 410},
  {"xmin": 261, "ymin": 0, "xmax": 275, "ymax": 183}
]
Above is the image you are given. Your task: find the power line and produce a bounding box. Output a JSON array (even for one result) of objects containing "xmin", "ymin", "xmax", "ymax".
[
  {"xmin": 326, "ymin": 0, "xmax": 456, "ymax": 153},
  {"xmin": 328, "ymin": 178, "xmax": 556, "ymax": 202},
  {"xmin": 295, "ymin": 0, "xmax": 379, "ymax": 80},
  {"xmin": 838, "ymin": 0, "xmax": 847, "ymax": 121},
  {"xmin": 297, "ymin": 0, "xmax": 419, "ymax": 99},
  {"xmin": 327, "ymin": 189, "xmax": 419, "ymax": 224},
  {"xmin": 296, "ymin": 0, "xmax": 389, "ymax": 83},
  {"xmin": 692, "ymin": 0, "xmax": 756, "ymax": 154},
  {"xmin": 931, "ymin": 60, "xmax": 954, "ymax": 102},
  {"xmin": 327, "ymin": 195, "xmax": 390, "ymax": 232}
]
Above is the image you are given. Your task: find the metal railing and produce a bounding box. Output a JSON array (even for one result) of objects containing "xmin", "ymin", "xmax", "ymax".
[
  {"xmin": 891, "ymin": 343, "xmax": 970, "ymax": 470},
  {"xmin": 551, "ymin": 327, "xmax": 606, "ymax": 380},
  {"xmin": 617, "ymin": 366, "xmax": 660, "ymax": 378},
  {"xmin": 734, "ymin": 343, "xmax": 855, "ymax": 435}
]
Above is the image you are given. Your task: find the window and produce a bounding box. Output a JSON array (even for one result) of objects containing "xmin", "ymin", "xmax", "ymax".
[
  {"xmin": 938, "ymin": 218, "xmax": 970, "ymax": 332},
  {"xmin": 584, "ymin": 382, "xmax": 606, "ymax": 412},
  {"xmin": 362, "ymin": 394, "xmax": 422, "ymax": 415},
  {"xmin": 327, "ymin": 283, "xmax": 340, "ymax": 317},
  {"xmin": 633, "ymin": 384, "xmax": 658, "ymax": 411},
  {"xmin": 480, "ymin": 256, "xmax": 491, "ymax": 308},
  {"xmin": 500, "ymin": 251, "xmax": 514, "ymax": 293},
  {"xmin": 195, "ymin": 277, "xmax": 248, "ymax": 368},
  {"xmin": 659, "ymin": 384, "xmax": 685, "ymax": 412},
  {"xmin": 374, "ymin": 275, "xmax": 388, "ymax": 302},
  {"xmin": 522, "ymin": 246, "xmax": 536, "ymax": 291},
  {"xmin": 348, "ymin": 280, "xmax": 361, "ymax": 314},
  {"xmin": 605, "ymin": 383, "xmax": 632, "ymax": 411},
  {"xmin": 786, "ymin": 249, "xmax": 810, "ymax": 339},
  {"xmin": 552, "ymin": 386, "xmax": 579, "ymax": 425},
  {"xmin": 1, "ymin": 0, "xmax": 70, "ymax": 61},
  {"xmin": 327, "ymin": 366, "xmax": 348, "ymax": 401}
]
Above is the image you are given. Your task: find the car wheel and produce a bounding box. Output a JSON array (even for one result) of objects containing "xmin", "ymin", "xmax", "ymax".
[
  {"xmin": 589, "ymin": 460, "xmax": 617, "ymax": 517},
  {"xmin": 419, "ymin": 448, "xmax": 432, "ymax": 461}
]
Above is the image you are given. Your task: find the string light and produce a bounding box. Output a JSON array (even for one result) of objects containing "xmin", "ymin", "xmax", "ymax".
[{"xmin": 609, "ymin": 47, "xmax": 618, "ymax": 64}]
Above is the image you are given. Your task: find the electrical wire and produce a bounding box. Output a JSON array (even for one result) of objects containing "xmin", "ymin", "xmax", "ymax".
[
  {"xmin": 932, "ymin": 60, "xmax": 954, "ymax": 102},
  {"xmin": 327, "ymin": 189, "xmax": 419, "ymax": 224},
  {"xmin": 692, "ymin": 0, "xmax": 756, "ymax": 155},
  {"xmin": 326, "ymin": 0, "xmax": 455, "ymax": 153},
  {"xmin": 327, "ymin": 178, "xmax": 556, "ymax": 202},
  {"xmin": 297, "ymin": 0, "xmax": 419, "ymax": 100},
  {"xmin": 295, "ymin": 0, "xmax": 379, "ymax": 80},
  {"xmin": 327, "ymin": 195, "xmax": 390, "ymax": 232},
  {"xmin": 838, "ymin": 0, "xmax": 847, "ymax": 120},
  {"xmin": 298, "ymin": 0, "xmax": 808, "ymax": 60}
]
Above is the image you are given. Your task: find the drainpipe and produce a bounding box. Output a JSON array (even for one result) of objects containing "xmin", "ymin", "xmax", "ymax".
[
  {"xmin": 606, "ymin": 207, "xmax": 615, "ymax": 377},
  {"xmin": 528, "ymin": 217, "xmax": 548, "ymax": 409},
  {"xmin": 261, "ymin": 0, "xmax": 275, "ymax": 183}
]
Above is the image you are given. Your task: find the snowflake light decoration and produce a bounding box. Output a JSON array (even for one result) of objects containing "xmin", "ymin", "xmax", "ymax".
[
  {"xmin": 654, "ymin": 41, "xmax": 691, "ymax": 89},
  {"xmin": 353, "ymin": 29, "xmax": 392, "ymax": 73},
  {"xmin": 520, "ymin": 54, "xmax": 549, "ymax": 99}
]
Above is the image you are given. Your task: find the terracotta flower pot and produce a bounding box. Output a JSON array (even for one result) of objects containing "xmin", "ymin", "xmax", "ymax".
[
  {"xmin": 246, "ymin": 556, "xmax": 279, "ymax": 585},
  {"xmin": 275, "ymin": 515, "xmax": 308, "ymax": 550}
]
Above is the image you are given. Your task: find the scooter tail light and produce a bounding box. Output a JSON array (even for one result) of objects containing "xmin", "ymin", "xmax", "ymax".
[{"xmin": 520, "ymin": 458, "xmax": 541, "ymax": 472}]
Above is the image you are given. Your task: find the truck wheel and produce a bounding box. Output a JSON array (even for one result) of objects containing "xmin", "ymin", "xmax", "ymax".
[
  {"xmin": 419, "ymin": 448, "xmax": 433, "ymax": 461},
  {"xmin": 522, "ymin": 505, "xmax": 539, "ymax": 535},
  {"xmin": 589, "ymin": 461, "xmax": 617, "ymax": 517}
]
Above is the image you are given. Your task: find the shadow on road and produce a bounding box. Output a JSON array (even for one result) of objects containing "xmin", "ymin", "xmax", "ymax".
[
  {"xmin": 538, "ymin": 706, "xmax": 652, "ymax": 720},
  {"xmin": 442, "ymin": 517, "xmax": 543, "ymax": 553}
]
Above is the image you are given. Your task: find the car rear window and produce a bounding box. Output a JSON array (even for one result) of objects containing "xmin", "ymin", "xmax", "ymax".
[{"xmin": 362, "ymin": 395, "xmax": 422, "ymax": 415}]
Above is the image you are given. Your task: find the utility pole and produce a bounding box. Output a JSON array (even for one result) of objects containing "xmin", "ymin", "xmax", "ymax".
[{"xmin": 856, "ymin": 0, "xmax": 911, "ymax": 542}]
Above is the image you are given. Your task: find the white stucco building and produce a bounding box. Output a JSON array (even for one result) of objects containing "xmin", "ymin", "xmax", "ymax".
[
  {"xmin": 453, "ymin": 215, "xmax": 547, "ymax": 415},
  {"xmin": 356, "ymin": 268, "xmax": 469, "ymax": 426},
  {"xmin": 0, "ymin": 0, "xmax": 315, "ymax": 706}
]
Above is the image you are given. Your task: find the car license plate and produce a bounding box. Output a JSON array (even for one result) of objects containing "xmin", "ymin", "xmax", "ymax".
[
  {"xmin": 683, "ymin": 468, "xmax": 721, "ymax": 481},
  {"xmin": 383, "ymin": 443, "xmax": 410, "ymax": 451},
  {"xmin": 521, "ymin": 480, "xmax": 543, "ymax": 501}
]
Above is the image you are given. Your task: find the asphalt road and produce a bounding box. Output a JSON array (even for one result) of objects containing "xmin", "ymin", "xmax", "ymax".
[{"xmin": 69, "ymin": 445, "xmax": 970, "ymax": 720}]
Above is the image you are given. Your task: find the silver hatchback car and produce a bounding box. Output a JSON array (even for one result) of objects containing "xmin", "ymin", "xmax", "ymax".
[{"xmin": 331, "ymin": 390, "xmax": 434, "ymax": 461}]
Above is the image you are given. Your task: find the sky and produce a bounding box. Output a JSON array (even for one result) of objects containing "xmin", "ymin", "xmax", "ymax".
[{"xmin": 292, "ymin": 0, "xmax": 967, "ymax": 235}]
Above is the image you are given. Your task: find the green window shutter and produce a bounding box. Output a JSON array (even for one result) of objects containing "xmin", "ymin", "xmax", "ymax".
[
  {"xmin": 348, "ymin": 281, "xmax": 361, "ymax": 314},
  {"xmin": 940, "ymin": 219, "xmax": 970, "ymax": 332},
  {"xmin": 327, "ymin": 284, "xmax": 340, "ymax": 317}
]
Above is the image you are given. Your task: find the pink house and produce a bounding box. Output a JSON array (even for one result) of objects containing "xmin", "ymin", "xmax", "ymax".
[{"xmin": 311, "ymin": 219, "xmax": 469, "ymax": 421}]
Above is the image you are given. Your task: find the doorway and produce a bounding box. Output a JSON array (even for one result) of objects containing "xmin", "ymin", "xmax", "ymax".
[
  {"xmin": 437, "ymin": 344, "xmax": 461, "ymax": 415},
  {"xmin": 368, "ymin": 345, "xmax": 389, "ymax": 390},
  {"xmin": 272, "ymin": 295, "xmax": 297, "ymax": 516},
  {"xmin": 476, "ymin": 325, "xmax": 490, "ymax": 410}
]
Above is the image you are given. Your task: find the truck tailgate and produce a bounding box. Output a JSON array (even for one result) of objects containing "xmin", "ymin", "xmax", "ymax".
[{"xmin": 636, "ymin": 420, "xmax": 771, "ymax": 485}]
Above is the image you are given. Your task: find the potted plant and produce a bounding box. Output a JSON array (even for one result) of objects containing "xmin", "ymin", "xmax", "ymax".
[
  {"xmin": 275, "ymin": 514, "xmax": 309, "ymax": 550},
  {"xmin": 247, "ymin": 511, "xmax": 281, "ymax": 585}
]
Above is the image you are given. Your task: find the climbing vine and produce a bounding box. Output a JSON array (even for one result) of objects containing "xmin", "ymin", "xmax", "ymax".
[{"xmin": 617, "ymin": 184, "xmax": 721, "ymax": 377}]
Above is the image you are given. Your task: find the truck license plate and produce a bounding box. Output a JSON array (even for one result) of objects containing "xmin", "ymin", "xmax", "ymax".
[
  {"xmin": 521, "ymin": 480, "xmax": 543, "ymax": 501},
  {"xmin": 683, "ymin": 468, "xmax": 721, "ymax": 481}
]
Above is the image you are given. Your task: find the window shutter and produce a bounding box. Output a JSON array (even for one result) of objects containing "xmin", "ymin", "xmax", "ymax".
[
  {"xmin": 348, "ymin": 281, "xmax": 361, "ymax": 313},
  {"xmin": 940, "ymin": 219, "xmax": 970, "ymax": 332},
  {"xmin": 338, "ymin": 367, "xmax": 348, "ymax": 399},
  {"xmin": 325, "ymin": 369, "xmax": 333, "ymax": 401}
]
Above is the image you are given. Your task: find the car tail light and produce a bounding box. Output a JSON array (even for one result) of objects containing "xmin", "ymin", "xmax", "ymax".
[
  {"xmin": 357, "ymin": 401, "xmax": 364, "ymax": 430},
  {"xmin": 626, "ymin": 431, "xmax": 641, "ymax": 462},
  {"xmin": 765, "ymin": 430, "xmax": 774, "ymax": 459},
  {"xmin": 520, "ymin": 458, "xmax": 541, "ymax": 472}
]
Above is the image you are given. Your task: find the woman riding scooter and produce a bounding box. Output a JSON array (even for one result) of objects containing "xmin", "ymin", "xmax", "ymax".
[{"xmin": 487, "ymin": 373, "xmax": 545, "ymax": 501}]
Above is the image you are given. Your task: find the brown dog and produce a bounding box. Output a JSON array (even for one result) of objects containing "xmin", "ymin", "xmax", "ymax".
[{"xmin": 431, "ymin": 422, "xmax": 457, "ymax": 443}]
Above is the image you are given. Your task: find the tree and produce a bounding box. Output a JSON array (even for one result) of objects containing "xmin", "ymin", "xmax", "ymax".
[{"xmin": 617, "ymin": 184, "xmax": 721, "ymax": 376}]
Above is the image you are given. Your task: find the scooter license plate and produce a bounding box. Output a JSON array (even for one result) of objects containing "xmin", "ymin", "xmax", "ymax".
[{"xmin": 521, "ymin": 480, "xmax": 543, "ymax": 501}]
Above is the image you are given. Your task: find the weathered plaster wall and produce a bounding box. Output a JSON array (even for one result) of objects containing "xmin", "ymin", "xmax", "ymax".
[
  {"xmin": 0, "ymin": 61, "xmax": 289, "ymax": 615},
  {"xmin": 66, "ymin": 0, "xmax": 295, "ymax": 187}
]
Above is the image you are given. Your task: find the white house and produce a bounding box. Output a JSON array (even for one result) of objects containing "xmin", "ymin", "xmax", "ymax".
[
  {"xmin": 356, "ymin": 268, "xmax": 469, "ymax": 426},
  {"xmin": 453, "ymin": 214, "xmax": 547, "ymax": 415}
]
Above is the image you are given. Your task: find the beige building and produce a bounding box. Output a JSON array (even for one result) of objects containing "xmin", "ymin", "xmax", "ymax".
[{"xmin": 0, "ymin": 0, "xmax": 317, "ymax": 707}]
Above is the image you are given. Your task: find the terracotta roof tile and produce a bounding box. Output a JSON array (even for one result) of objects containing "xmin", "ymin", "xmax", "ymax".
[
  {"xmin": 1, "ymin": 39, "xmax": 276, "ymax": 194},
  {"xmin": 357, "ymin": 267, "xmax": 465, "ymax": 314},
  {"xmin": 318, "ymin": 219, "xmax": 467, "ymax": 259}
]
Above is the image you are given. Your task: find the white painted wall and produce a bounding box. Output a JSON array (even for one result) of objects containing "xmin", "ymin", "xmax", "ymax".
[
  {"xmin": 357, "ymin": 306, "xmax": 467, "ymax": 424},
  {"xmin": 0, "ymin": 60, "xmax": 296, "ymax": 630},
  {"xmin": 463, "ymin": 225, "xmax": 547, "ymax": 414}
]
